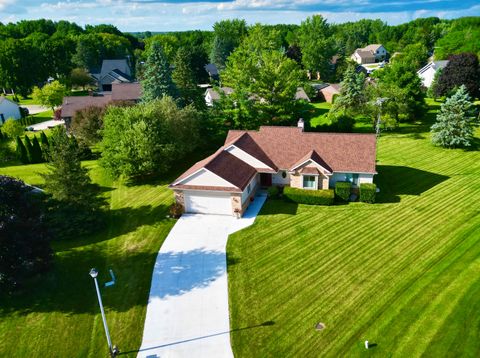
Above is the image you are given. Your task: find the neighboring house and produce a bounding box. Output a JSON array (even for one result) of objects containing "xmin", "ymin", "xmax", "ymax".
[
  {"xmin": 319, "ymin": 84, "xmax": 341, "ymax": 103},
  {"xmin": 205, "ymin": 87, "xmax": 310, "ymax": 106},
  {"xmin": 0, "ymin": 97, "xmax": 21, "ymax": 123},
  {"xmin": 61, "ymin": 82, "xmax": 141, "ymax": 126},
  {"xmin": 417, "ymin": 60, "xmax": 449, "ymax": 88},
  {"xmin": 170, "ymin": 122, "xmax": 377, "ymax": 216},
  {"xmin": 91, "ymin": 59, "xmax": 133, "ymax": 92},
  {"xmin": 204, "ymin": 64, "xmax": 219, "ymax": 82},
  {"xmin": 204, "ymin": 87, "xmax": 234, "ymax": 107},
  {"xmin": 351, "ymin": 44, "xmax": 388, "ymax": 64}
]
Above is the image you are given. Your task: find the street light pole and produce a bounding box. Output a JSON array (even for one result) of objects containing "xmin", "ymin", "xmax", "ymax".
[{"xmin": 90, "ymin": 268, "xmax": 116, "ymax": 357}]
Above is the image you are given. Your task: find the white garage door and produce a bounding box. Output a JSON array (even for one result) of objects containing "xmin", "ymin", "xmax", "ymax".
[{"xmin": 184, "ymin": 191, "xmax": 232, "ymax": 215}]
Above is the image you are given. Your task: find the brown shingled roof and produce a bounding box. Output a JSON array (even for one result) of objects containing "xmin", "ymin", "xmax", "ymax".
[
  {"xmin": 290, "ymin": 149, "xmax": 333, "ymax": 173},
  {"xmin": 111, "ymin": 82, "xmax": 141, "ymax": 101},
  {"xmin": 230, "ymin": 133, "xmax": 278, "ymax": 171},
  {"xmin": 227, "ymin": 126, "xmax": 376, "ymax": 174},
  {"xmin": 60, "ymin": 94, "xmax": 111, "ymax": 118}
]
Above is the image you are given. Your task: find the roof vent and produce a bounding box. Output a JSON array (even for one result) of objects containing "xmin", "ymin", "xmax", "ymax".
[{"xmin": 297, "ymin": 118, "xmax": 304, "ymax": 132}]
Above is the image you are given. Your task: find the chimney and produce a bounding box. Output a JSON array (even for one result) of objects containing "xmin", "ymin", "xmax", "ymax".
[{"xmin": 297, "ymin": 118, "xmax": 304, "ymax": 132}]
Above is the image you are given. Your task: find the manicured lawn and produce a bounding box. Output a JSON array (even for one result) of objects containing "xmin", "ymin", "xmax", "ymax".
[
  {"xmin": 0, "ymin": 161, "xmax": 175, "ymax": 357},
  {"xmin": 3, "ymin": 94, "xmax": 39, "ymax": 105},
  {"xmin": 227, "ymin": 121, "xmax": 480, "ymax": 355}
]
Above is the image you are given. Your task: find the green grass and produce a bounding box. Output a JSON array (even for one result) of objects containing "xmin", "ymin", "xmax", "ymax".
[
  {"xmin": 306, "ymin": 102, "xmax": 332, "ymax": 127},
  {"xmin": 227, "ymin": 115, "xmax": 480, "ymax": 356},
  {"xmin": 0, "ymin": 161, "xmax": 176, "ymax": 357},
  {"xmin": 2, "ymin": 94, "xmax": 39, "ymax": 105}
]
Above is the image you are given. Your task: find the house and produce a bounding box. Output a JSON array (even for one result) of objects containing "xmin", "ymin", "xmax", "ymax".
[
  {"xmin": 319, "ymin": 84, "xmax": 341, "ymax": 103},
  {"xmin": 61, "ymin": 82, "xmax": 141, "ymax": 126},
  {"xmin": 205, "ymin": 87, "xmax": 310, "ymax": 106},
  {"xmin": 351, "ymin": 44, "xmax": 388, "ymax": 64},
  {"xmin": 204, "ymin": 64, "xmax": 219, "ymax": 81},
  {"xmin": 0, "ymin": 97, "xmax": 21, "ymax": 123},
  {"xmin": 91, "ymin": 59, "xmax": 133, "ymax": 92},
  {"xmin": 417, "ymin": 60, "xmax": 449, "ymax": 88},
  {"xmin": 170, "ymin": 122, "xmax": 377, "ymax": 216},
  {"xmin": 204, "ymin": 87, "xmax": 234, "ymax": 107}
]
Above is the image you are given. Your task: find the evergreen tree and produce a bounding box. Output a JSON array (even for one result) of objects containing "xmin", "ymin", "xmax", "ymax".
[
  {"xmin": 15, "ymin": 137, "xmax": 29, "ymax": 164},
  {"xmin": 431, "ymin": 85, "xmax": 477, "ymax": 148},
  {"xmin": 333, "ymin": 64, "xmax": 367, "ymax": 115},
  {"xmin": 172, "ymin": 47, "xmax": 203, "ymax": 108},
  {"xmin": 30, "ymin": 136, "xmax": 43, "ymax": 163},
  {"xmin": 40, "ymin": 131, "xmax": 49, "ymax": 150},
  {"xmin": 0, "ymin": 130, "xmax": 4, "ymax": 141},
  {"xmin": 141, "ymin": 41, "xmax": 176, "ymax": 102},
  {"xmin": 23, "ymin": 136, "xmax": 34, "ymax": 163}
]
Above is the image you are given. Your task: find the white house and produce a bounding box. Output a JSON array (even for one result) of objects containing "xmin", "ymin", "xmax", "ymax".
[
  {"xmin": 0, "ymin": 97, "xmax": 21, "ymax": 124},
  {"xmin": 417, "ymin": 60, "xmax": 449, "ymax": 88},
  {"xmin": 351, "ymin": 44, "xmax": 388, "ymax": 64}
]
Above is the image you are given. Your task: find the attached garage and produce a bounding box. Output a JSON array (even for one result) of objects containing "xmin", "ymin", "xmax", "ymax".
[{"xmin": 184, "ymin": 191, "xmax": 232, "ymax": 215}]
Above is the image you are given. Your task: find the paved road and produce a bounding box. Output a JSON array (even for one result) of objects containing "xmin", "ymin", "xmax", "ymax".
[
  {"xmin": 27, "ymin": 119, "xmax": 64, "ymax": 131},
  {"xmin": 22, "ymin": 104, "xmax": 47, "ymax": 115},
  {"xmin": 137, "ymin": 194, "xmax": 267, "ymax": 358}
]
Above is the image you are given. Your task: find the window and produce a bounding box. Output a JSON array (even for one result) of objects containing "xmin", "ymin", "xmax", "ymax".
[
  {"xmin": 353, "ymin": 174, "xmax": 359, "ymax": 186},
  {"xmin": 281, "ymin": 171, "xmax": 287, "ymax": 179},
  {"xmin": 345, "ymin": 173, "xmax": 359, "ymax": 186},
  {"xmin": 247, "ymin": 183, "xmax": 251, "ymax": 194},
  {"xmin": 303, "ymin": 175, "xmax": 316, "ymax": 189}
]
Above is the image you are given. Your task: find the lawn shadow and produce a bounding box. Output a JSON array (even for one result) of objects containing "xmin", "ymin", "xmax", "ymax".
[
  {"xmin": 258, "ymin": 199, "xmax": 298, "ymax": 216},
  {"xmin": 0, "ymin": 249, "xmax": 160, "ymax": 316},
  {"xmin": 375, "ymin": 165, "xmax": 449, "ymax": 203}
]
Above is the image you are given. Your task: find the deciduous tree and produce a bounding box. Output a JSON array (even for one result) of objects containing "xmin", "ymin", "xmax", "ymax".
[{"xmin": 32, "ymin": 80, "xmax": 66, "ymax": 112}]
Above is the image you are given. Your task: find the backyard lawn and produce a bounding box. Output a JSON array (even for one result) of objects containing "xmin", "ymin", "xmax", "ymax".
[
  {"xmin": 227, "ymin": 113, "xmax": 480, "ymax": 356},
  {"xmin": 0, "ymin": 161, "xmax": 175, "ymax": 357}
]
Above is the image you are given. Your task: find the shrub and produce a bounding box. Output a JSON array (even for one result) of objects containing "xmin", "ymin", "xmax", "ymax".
[
  {"xmin": 335, "ymin": 181, "xmax": 352, "ymax": 201},
  {"xmin": 267, "ymin": 186, "xmax": 279, "ymax": 199},
  {"xmin": 283, "ymin": 186, "xmax": 334, "ymax": 205},
  {"xmin": 169, "ymin": 202, "xmax": 183, "ymax": 218},
  {"xmin": 360, "ymin": 183, "xmax": 377, "ymax": 203},
  {"xmin": 331, "ymin": 114, "xmax": 355, "ymax": 132},
  {"xmin": 1, "ymin": 118, "xmax": 24, "ymax": 138},
  {"xmin": 15, "ymin": 136, "xmax": 29, "ymax": 164}
]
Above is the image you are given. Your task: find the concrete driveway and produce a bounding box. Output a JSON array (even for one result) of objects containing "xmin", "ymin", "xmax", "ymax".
[{"xmin": 137, "ymin": 193, "xmax": 267, "ymax": 358}]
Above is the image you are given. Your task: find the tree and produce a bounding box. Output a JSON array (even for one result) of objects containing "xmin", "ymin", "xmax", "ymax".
[
  {"xmin": 42, "ymin": 126, "xmax": 103, "ymax": 238},
  {"xmin": 297, "ymin": 15, "xmax": 336, "ymax": 80},
  {"xmin": 141, "ymin": 41, "xmax": 176, "ymax": 102},
  {"xmin": 435, "ymin": 53, "xmax": 480, "ymax": 98},
  {"xmin": 30, "ymin": 136, "xmax": 43, "ymax": 163},
  {"xmin": 373, "ymin": 58, "xmax": 425, "ymax": 121},
  {"xmin": 15, "ymin": 136, "xmax": 29, "ymax": 164},
  {"xmin": 70, "ymin": 106, "xmax": 105, "ymax": 145},
  {"xmin": 333, "ymin": 64, "xmax": 367, "ymax": 115},
  {"xmin": 32, "ymin": 81, "xmax": 66, "ymax": 112},
  {"xmin": 0, "ymin": 175, "xmax": 52, "ymax": 293},
  {"xmin": 221, "ymin": 25, "xmax": 303, "ymax": 127},
  {"xmin": 101, "ymin": 97, "xmax": 201, "ymax": 179},
  {"xmin": 40, "ymin": 131, "xmax": 49, "ymax": 150},
  {"xmin": 1, "ymin": 118, "xmax": 24, "ymax": 138},
  {"xmin": 209, "ymin": 19, "xmax": 247, "ymax": 68},
  {"xmin": 431, "ymin": 85, "xmax": 477, "ymax": 148},
  {"xmin": 172, "ymin": 47, "xmax": 204, "ymax": 108},
  {"xmin": 24, "ymin": 135, "xmax": 34, "ymax": 163},
  {"xmin": 70, "ymin": 68, "xmax": 94, "ymax": 90}
]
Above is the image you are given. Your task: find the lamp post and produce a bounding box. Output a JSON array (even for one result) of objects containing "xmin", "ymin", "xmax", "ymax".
[{"xmin": 89, "ymin": 268, "xmax": 117, "ymax": 357}]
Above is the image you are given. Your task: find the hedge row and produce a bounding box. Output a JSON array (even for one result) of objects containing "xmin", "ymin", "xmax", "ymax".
[
  {"xmin": 335, "ymin": 181, "xmax": 352, "ymax": 201},
  {"xmin": 360, "ymin": 183, "xmax": 377, "ymax": 203},
  {"xmin": 283, "ymin": 187, "xmax": 334, "ymax": 205}
]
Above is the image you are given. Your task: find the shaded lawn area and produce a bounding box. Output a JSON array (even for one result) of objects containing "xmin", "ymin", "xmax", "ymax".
[
  {"xmin": 0, "ymin": 161, "xmax": 176, "ymax": 357},
  {"xmin": 227, "ymin": 125, "xmax": 480, "ymax": 356}
]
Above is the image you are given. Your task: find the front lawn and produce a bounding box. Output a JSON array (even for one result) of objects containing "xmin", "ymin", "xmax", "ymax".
[
  {"xmin": 227, "ymin": 122, "xmax": 480, "ymax": 355},
  {"xmin": 0, "ymin": 161, "xmax": 175, "ymax": 357}
]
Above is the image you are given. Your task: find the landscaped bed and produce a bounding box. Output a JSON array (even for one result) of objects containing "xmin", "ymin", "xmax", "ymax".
[{"xmin": 227, "ymin": 117, "xmax": 480, "ymax": 356}]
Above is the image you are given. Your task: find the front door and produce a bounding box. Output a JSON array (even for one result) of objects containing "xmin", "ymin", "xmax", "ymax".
[{"xmin": 260, "ymin": 173, "xmax": 272, "ymax": 187}]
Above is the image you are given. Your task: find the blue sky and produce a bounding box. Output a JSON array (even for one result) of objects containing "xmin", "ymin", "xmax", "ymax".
[{"xmin": 1, "ymin": 0, "xmax": 479, "ymax": 32}]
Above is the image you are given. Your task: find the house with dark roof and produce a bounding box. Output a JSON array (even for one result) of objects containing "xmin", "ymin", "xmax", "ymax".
[
  {"xmin": 60, "ymin": 82, "xmax": 141, "ymax": 126},
  {"xmin": 91, "ymin": 59, "xmax": 133, "ymax": 92},
  {"xmin": 204, "ymin": 63, "xmax": 219, "ymax": 81},
  {"xmin": 351, "ymin": 44, "xmax": 388, "ymax": 64},
  {"xmin": 319, "ymin": 84, "xmax": 341, "ymax": 103},
  {"xmin": 170, "ymin": 122, "xmax": 377, "ymax": 216},
  {"xmin": 205, "ymin": 87, "xmax": 310, "ymax": 107}
]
